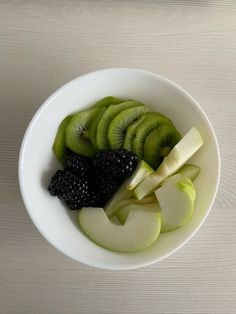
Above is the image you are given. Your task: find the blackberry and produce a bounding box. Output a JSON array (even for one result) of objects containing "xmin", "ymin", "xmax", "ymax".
[
  {"xmin": 64, "ymin": 153, "xmax": 92, "ymax": 178},
  {"xmin": 92, "ymin": 172, "xmax": 122, "ymax": 206},
  {"xmin": 57, "ymin": 171, "xmax": 89, "ymax": 201},
  {"xmin": 48, "ymin": 149, "xmax": 135, "ymax": 210},
  {"xmin": 93, "ymin": 148, "xmax": 138, "ymax": 179},
  {"xmin": 66, "ymin": 190, "xmax": 104, "ymax": 210},
  {"xmin": 48, "ymin": 170, "xmax": 64, "ymax": 196},
  {"xmin": 86, "ymin": 190, "xmax": 104, "ymax": 207},
  {"xmin": 48, "ymin": 169, "xmax": 90, "ymax": 210},
  {"xmin": 65, "ymin": 199, "xmax": 81, "ymax": 211}
]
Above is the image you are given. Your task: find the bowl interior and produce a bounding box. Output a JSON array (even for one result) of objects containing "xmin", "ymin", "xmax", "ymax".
[{"xmin": 19, "ymin": 69, "xmax": 220, "ymax": 270}]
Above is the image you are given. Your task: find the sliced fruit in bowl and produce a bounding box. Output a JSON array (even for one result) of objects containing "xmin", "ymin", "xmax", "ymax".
[
  {"xmin": 46, "ymin": 93, "xmax": 206, "ymax": 254},
  {"xmin": 19, "ymin": 69, "xmax": 220, "ymax": 269}
]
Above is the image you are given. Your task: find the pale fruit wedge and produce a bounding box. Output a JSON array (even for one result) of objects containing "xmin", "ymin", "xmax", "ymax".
[
  {"xmin": 105, "ymin": 160, "xmax": 154, "ymax": 217},
  {"xmin": 117, "ymin": 203, "xmax": 161, "ymax": 225},
  {"xmin": 109, "ymin": 215, "xmax": 121, "ymax": 225},
  {"xmin": 115, "ymin": 195, "xmax": 157, "ymax": 212},
  {"xmin": 127, "ymin": 160, "xmax": 154, "ymax": 190},
  {"xmin": 104, "ymin": 181, "xmax": 132, "ymax": 217},
  {"xmin": 154, "ymin": 127, "xmax": 203, "ymax": 178},
  {"xmin": 78, "ymin": 207, "xmax": 161, "ymax": 253},
  {"xmin": 178, "ymin": 164, "xmax": 200, "ymax": 181},
  {"xmin": 155, "ymin": 174, "xmax": 196, "ymax": 232},
  {"xmin": 134, "ymin": 127, "xmax": 203, "ymax": 199}
]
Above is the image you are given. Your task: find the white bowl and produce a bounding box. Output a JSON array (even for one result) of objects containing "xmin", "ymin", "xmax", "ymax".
[{"xmin": 19, "ymin": 68, "xmax": 220, "ymax": 270}]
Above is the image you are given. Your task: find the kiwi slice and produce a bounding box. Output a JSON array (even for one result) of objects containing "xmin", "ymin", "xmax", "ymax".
[
  {"xmin": 94, "ymin": 96, "xmax": 124, "ymax": 107},
  {"xmin": 89, "ymin": 106, "xmax": 107, "ymax": 150},
  {"xmin": 52, "ymin": 115, "xmax": 73, "ymax": 164},
  {"xmin": 132, "ymin": 112, "xmax": 174, "ymax": 159},
  {"xmin": 65, "ymin": 107, "xmax": 101, "ymax": 157},
  {"xmin": 144, "ymin": 124, "xmax": 181, "ymax": 169},
  {"xmin": 96, "ymin": 101, "xmax": 141, "ymax": 150},
  {"xmin": 123, "ymin": 114, "xmax": 148, "ymax": 151},
  {"xmin": 108, "ymin": 105, "xmax": 150, "ymax": 150}
]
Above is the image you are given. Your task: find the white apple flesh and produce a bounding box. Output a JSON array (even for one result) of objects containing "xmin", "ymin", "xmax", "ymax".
[
  {"xmin": 155, "ymin": 174, "xmax": 196, "ymax": 232},
  {"xmin": 127, "ymin": 160, "xmax": 154, "ymax": 190},
  {"xmin": 114, "ymin": 195, "xmax": 157, "ymax": 213},
  {"xmin": 105, "ymin": 181, "xmax": 132, "ymax": 217},
  {"xmin": 178, "ymin": 163, "xmax": 200, "ymax": 181},
  {"xmin": 117, "ymin": 203, "xmax": 161, "ymax": 225}
]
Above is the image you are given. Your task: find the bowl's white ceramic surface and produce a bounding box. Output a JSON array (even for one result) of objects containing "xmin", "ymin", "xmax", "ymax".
[{"xmin": 19, "ymin": 68, "xmax": 220, "ymax": 270}]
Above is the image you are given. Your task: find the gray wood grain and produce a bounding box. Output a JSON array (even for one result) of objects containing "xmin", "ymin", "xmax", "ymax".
[{"xmin": 1, "ymin": 1, "xmax": 236, "ymax": 313}]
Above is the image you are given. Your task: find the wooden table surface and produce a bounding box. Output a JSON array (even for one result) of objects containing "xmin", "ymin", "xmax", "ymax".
[{"xmin": 1, "ymin": 1, "xmax": 236, "ymax": 313}]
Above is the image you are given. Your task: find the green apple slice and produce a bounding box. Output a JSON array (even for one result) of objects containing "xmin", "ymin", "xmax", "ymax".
[
  {"xmin": 117, "ymin": 203, "xmax": 161, "ymax": 225},
  {"xmin": 178, "ymin": 164, "xmax": 200, "ymax": 181},
  {"xmin": 155, "ymin": 174, "xmax": 195, "ymax": 232},
  {"xmin": 78, "ymin": 207, "xmax": 161, "ymax": 253},
  {"xmin": 157, "ymin": 127, "xmax": 203, "ymax": 178},
  {"xmin": 127, "ymin": 160, "xmax": 154, "ymax": 190},
  {"xmin": 109, "ymin": 215, "xmax": 121, "ymax": 225},
  {"xmin": 105, "ymin": 160, "xmax": 154, "ymax": 217},
  {"xmin": 134, "ymin": 127, "xmax": 203, "ymax": 199},
  {"xmin": 104, "ymin": 181, "xmax": 132, "ymax": 217},
  {"xmin": 115, "ymin": 195, "xmax": 157, "ymax": 212}
]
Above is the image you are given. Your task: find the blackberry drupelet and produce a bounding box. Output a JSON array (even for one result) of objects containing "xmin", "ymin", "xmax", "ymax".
[
  {"xmin": 93, "ymin": 148, "xmax": 138, "ymax": 179},
  {"xmin": 93, "ymin": 172, "xmax": 122, "ymax": 206},
  {"xmin": 48, "ymin": 170, "xmax": 64, "ymax": 196},
  {"xmin": 57, "ymin": 171, "xmax": 89, "ymax": 200},
  {"xmin": 65, "ymin": 191, "xmax": 102, "ymax": 210},
  {"xmin": 85, "ymin": 190, "xmax": 104, "ymax": 207},
  {"xmin": 64, "ymin": 153, "xmax": 92, "ymax": 178}
]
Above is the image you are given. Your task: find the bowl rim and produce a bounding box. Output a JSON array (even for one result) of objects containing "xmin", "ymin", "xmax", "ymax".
[{"xmin": 18, "ymin": 67, "xmax": 221, "ymax": 270}]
